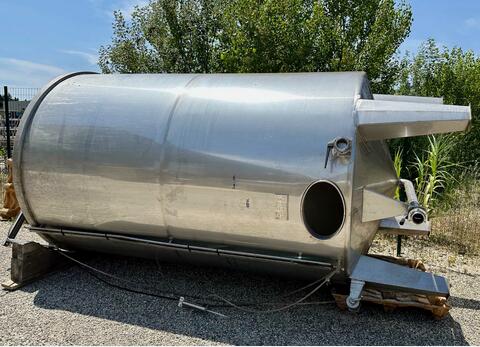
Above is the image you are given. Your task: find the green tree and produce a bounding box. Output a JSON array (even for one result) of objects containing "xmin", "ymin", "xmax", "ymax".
[
  {"xmin": 394, "ymin": 39, "xmax": 480, "ymax": 174},
  {"xmin": 99, "ymin": 0, "xmax": 225, "ymax": 74},
  {"xmin": 99, "ymin": 0, "xmax": 412, "ymax": 93}
]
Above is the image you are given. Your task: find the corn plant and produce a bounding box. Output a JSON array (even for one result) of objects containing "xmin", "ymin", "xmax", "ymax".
[
  {"xmin": 393, "ymin": 148, "xmax": 403, "ymax": 200},
  {"xmin": 410, "ymin": 135, "xmax": 458, "ymax": 215}
]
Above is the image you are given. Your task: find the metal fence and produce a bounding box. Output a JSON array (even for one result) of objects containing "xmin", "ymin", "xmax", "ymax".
[{"xmin": 1, "ymin": 87, "xmax": 39, "ymax": 160}]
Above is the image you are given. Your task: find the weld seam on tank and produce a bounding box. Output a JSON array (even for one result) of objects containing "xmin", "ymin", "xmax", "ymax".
[{"xmin": 157, "ymin": 74, "xmax": 202, "ymax": 232}]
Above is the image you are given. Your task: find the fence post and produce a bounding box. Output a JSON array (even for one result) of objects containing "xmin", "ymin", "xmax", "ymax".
[{"xmin": 3, "ymin": 86, "xmax": 11, "ymax": 158}]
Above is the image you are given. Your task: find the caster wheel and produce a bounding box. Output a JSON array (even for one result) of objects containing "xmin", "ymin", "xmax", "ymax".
[{"xmin": 346, "ymin": 296, "xmax": 361, "ymax": 312}]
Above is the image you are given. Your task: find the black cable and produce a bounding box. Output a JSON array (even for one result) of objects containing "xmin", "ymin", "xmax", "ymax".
[
  {"xmin": 86, "ymin": 269, "xmax": 179, "ymax": 302},
  {"xmin": 210, "ymin": 272, "xmax": 335, "ymax": 313},
  {"xmin": 56, "ymin": 250, "xmax": 222, "ymax": 304},
  {"xmin": 55, "ymin": 249, "xmax": 336, "ymax": 310}
]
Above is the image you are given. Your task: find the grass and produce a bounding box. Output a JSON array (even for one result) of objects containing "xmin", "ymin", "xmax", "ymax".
[
  {"xmin": 377, "ymin": 179, "xmax": 480, "ymax": 257},
  {"xmin": 429, "ymin": 179, "xmax": 480, "ymax": 255},
  {"xmin": 411, "ymin": 135, "xmax": 458, "ymax": 216},
  {"xmin": 391, "ymin": 135, "xmax": 480, "ymax": 256}
]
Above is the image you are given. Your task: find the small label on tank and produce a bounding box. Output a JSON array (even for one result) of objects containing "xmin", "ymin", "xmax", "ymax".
[{"xmin": 275, "ymin": 194, "xmax": 289, "ymax": 220}]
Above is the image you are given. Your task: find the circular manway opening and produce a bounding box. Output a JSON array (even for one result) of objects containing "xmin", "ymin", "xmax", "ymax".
[{"xmin": 302, "ymin": 181, "xmax": 345, "ymax": 238}]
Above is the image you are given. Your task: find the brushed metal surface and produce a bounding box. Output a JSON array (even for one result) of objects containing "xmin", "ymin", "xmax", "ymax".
[
  {"xmin": 13, "ymin": 72, "xmax": 471, "ymax": 278},
  {"xmin": 14, "ymin": 72, "xmax": 368, "ymax": 269},
  {"xmin": 356, "ymin": 99, "xmax": 471, "ymax": 140},
  {"xmin": 379, "ymin": 216, "xmax": 431, "ymax": 236},
  {"xmin": 373, "ymin": 94, "xmax": 444, "ymax": 104},
  {"xmin": 351, "ymin": 255, "xmax": 449, "ymax": 296},
  {"xmin": 361, "ymin": 189, "xmax": 407, "ymax": 222}
]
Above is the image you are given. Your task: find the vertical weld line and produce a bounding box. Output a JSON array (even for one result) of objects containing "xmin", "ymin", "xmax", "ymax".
[{"xmin": 158, "ymin": 74, "xmax": 202, "ymax": 236}]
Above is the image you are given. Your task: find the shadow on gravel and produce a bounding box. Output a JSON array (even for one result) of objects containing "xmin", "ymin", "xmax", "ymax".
[
  {"xmin": 449, "ymin": 296, "xmax": 480, "ymax": 310},
  {"xmin": 22, "ymin": 253, "xmax": 468, "ymax": 346}
]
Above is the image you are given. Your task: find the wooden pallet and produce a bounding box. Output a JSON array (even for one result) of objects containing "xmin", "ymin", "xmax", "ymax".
[{"xmin": 333, "ymin": 256, "xmax": 451, "ymax": 320}]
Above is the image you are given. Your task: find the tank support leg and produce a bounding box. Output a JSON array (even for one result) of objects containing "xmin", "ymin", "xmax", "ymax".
[
  {"xmin": 396, "ymin": 235, "xmax": 402, "ymax": 257},
  {"xmin": 346, "ymin": 279, "xmax": 365, "ymax": 310},
  {"xmin": 2, "ymin": 212, "xmax": 25, "ymax": 246}
]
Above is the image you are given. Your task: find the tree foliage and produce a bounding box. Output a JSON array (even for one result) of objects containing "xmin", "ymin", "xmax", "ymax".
[
  {"xmin": 394, "ymin": 39, "xmax": 480, "ymax": 174},
  {"xmin": 99, "ymin": 0, "xmax": 412, "ymax": 92}
]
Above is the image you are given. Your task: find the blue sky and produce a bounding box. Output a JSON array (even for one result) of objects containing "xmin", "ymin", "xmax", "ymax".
[{"xmin": 1, "ymin": 0, "xmax": 480, "ymax": 87}]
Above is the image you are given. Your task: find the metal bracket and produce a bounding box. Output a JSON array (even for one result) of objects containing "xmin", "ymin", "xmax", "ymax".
[
  {"xmin": 378, "ymin": 215, "xmax": 431, "ymax": 236},
  {"xmin": 350, "ymin": 255, "xmax": 450, "ymax": 297},
  {"xmin": 362, "ymin": 189, "xmax": 408, "ymax": 222}
]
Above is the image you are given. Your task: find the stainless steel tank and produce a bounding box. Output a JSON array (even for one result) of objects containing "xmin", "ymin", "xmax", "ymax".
[{"xmin": 12, "ymin": 72, "xmax": 471, "ymax": 308}]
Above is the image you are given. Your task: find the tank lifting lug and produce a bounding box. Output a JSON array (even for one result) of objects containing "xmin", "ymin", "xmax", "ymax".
[{"xmin": 346, "ymin": 279, "xmax": 365, "ymax": 311}]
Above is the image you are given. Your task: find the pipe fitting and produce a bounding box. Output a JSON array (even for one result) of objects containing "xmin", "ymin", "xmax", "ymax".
[
  {"xmin": 408, "ymin": 205, "xmax": 427, "ymax": 225},
  {"xmin": 399, "ymin": 179, "xmax": 428, "ymax": 225}
]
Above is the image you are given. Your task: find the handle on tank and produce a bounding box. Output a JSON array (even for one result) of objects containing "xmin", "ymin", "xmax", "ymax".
[{"xmin": 399, "ymin": 179, "xmax": 427, "ymax": 225}]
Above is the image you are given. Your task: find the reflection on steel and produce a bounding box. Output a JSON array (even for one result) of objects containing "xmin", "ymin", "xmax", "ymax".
[
  {"xmin": 350, "ymin": 255, "xmax": 449, "ymax": 296},
  {"xmin": 356, "ymin": 99, "xmax": 470, "ymax": 140},
  {"xmin": 361, "ymin": 189, "xmax": 407, "ymax": 223},
  {"xmin": 372, "ymin": 94, "xmax": 444, "ymax": 104},
  {"xmin": 13, "ymin": 72, "xmax": 471, "ymax": 300}
]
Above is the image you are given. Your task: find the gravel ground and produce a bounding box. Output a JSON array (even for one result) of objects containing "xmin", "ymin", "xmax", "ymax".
[{"xmin": 0, "ymin": 221, "xmax": 479, "ymax": 345}]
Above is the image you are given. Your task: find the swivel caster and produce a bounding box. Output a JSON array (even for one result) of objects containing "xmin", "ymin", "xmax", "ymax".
[
  {"xmin": 346, "ymin": 279, "xmax": 365, "ymax": 312},
  {"xmin": 346, "ymin": 296, "xmax": 361, "ymax": 312}
]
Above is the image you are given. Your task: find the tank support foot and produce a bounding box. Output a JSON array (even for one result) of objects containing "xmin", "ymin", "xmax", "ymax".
[{"xmin": 346, "ymin": 279, "xmax": 365, "ymax": 310}]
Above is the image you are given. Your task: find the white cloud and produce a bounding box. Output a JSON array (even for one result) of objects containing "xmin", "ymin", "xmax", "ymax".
[
  {"xmin": 0, "ymin": 57, "xmax": 66, "ymax": 87},
  {"xmin": 398, "ymin": 38, "xmax": 424, "ymax": 55},
  {"xmin": 116, "ymin": 0, "xmax": 149, "ymax": 18},
  {"xmin": 464, "ymin": 17, "xmax": 480, "ymax": 29},
  {"xmin": 60, "ymin": 49, "xmax": 99, "ymax": 65},
  {"xmin": 89, "ymin": 0, "xmax": 149, "ymax": 20},
  {"xmin": 1, "ymin": 58, "xmax": 64, "ymax": 75}
]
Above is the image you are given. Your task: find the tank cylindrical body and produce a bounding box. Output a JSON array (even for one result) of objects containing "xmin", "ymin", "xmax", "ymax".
[{"xmin": 14, "ymin": 72, "xmax": 470, "ymax": 280}]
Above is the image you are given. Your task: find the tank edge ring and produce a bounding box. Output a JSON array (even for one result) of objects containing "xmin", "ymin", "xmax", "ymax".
[{"xmin": 12, "ymin": 71, "xmax": 98, "ymax": 226}]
